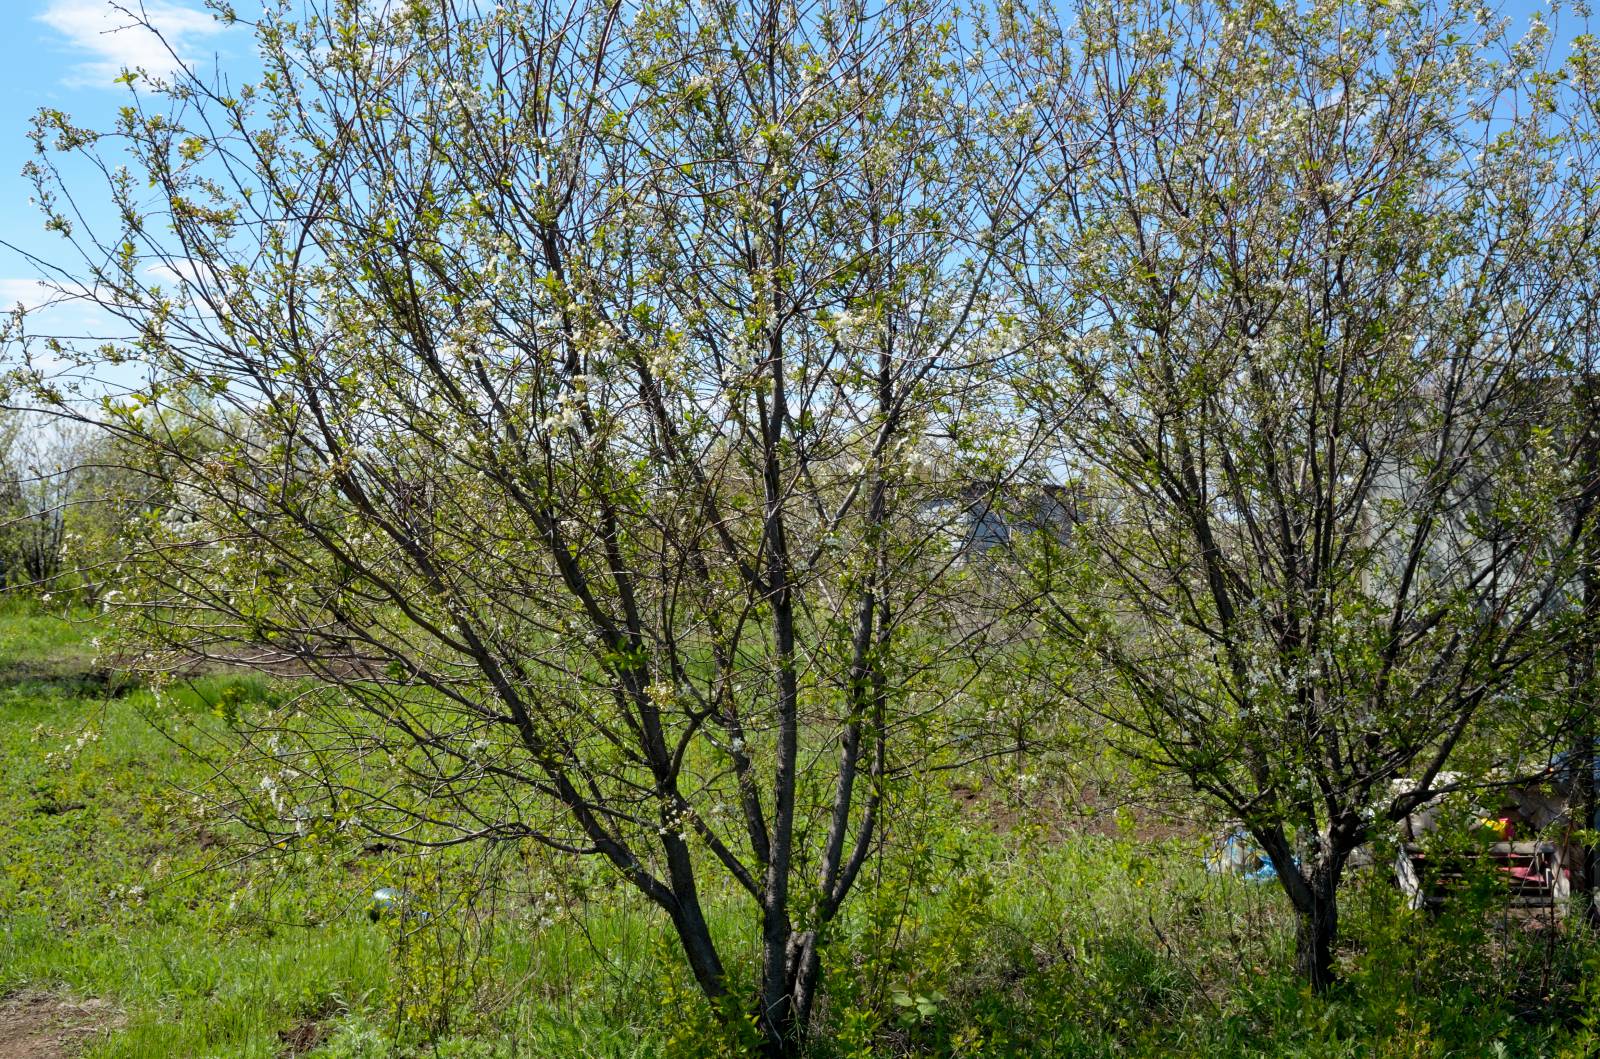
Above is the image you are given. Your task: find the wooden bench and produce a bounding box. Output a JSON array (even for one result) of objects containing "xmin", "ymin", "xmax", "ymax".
[{"xmin": 1394, "ymin": 841, "xmax": 1571, "ymax": 911}]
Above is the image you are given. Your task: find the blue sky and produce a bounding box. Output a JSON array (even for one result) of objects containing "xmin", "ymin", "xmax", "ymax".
[
  {"xmin": 0, "ymin": 0, "xmax": 246, "ymax": 336},
  {"xmin": 0, "ymin": 0, "xmax": 1569, "ymax": 338}
]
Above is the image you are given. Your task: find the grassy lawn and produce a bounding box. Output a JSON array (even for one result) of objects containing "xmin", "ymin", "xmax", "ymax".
[
  {"xmin": 3, "ymin": 600, "xmax": 1600, "ymax": 1058},
  {"xmin": 0, "ymin": 603, "xmax": 387, "ymax": 1056},
  {"xmin": 0, "ymin": 602, "xmax": 733, "ymax": 1057}
]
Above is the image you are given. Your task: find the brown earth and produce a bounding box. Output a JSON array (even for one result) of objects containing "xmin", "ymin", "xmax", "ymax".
[
  {"xmin": 277, "ymin": 1018, "xmax": 331, "ymax": 1057},
  {"xmin": 0, "ymin": 992, "xmax": 121, "ymax": 1059},
  {"xmin": 949, "ymin": 777, "xmax": 1205, "ymax": 845}
]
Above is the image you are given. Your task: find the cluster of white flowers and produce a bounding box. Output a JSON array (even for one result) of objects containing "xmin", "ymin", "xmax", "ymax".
[
  {"xmin": 528, "ymin": 888, "xmax": 561, "ymax": 930},
  {"xmin": 541, "ymin": 398, "xmax": 582, "ymax": 433},
  {"xmin": 1256, "ymin": 96, "xmax": 1310, "ymax": 149},
  {"xmin": 44, "ymin": 725, "xmax": 101, "ymax": 770},
  {"xmin": 258, "ymin": 772, "xmax": 286, "ymax": 814},
  {"xmin": 107, "ymin": 884, "xmax": 147, "ymax": 906},
  {"xmin": 829, "ymin": 306, "xmax": 874, "ymax": 340},
  {"xmin": 439, "ymin": 79, "xmax": 484, "ymax": 118},
  {"xmin": 647, "ymin": 347, "xmax": 680, "ymax": 380},
  {"xmin": 656, "ymin": 799, "xmax": 694, "ymax": 842}
]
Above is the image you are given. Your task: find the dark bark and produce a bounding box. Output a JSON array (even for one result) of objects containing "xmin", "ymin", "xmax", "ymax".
[
  {"xmin": 1577, "ymin": 375, "xmax": 1600, "ymax": 926},
  {"xmin": 1260, "ymin": 831, "xmax": 1346, "ymax": 993},
  {"xmin": 1292, "ymin": 877, "xmax": 1339, "ymax": 994},
  {"xmin": 666, "ymin": 897, "xmax": 730, "ymax": 1003}
]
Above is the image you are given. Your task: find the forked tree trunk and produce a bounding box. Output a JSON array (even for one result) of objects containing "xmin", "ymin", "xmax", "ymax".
[
  {"xmin": 1261, "ymin": 833, "xmax": 1346, "ymax": 994},
  {"xmin": 740, "ymin": 927, "xmax": 820, "ymax": 1058},
  {"xmin": 772, "ymin": 930, "xmax": 822, "ymax": 1056}
]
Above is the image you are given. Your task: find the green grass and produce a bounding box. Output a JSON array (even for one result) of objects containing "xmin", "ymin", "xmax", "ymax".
[
  {"xmin": 0, "ymin": 597, "xmax": 101, "ymax": 677},
  {"xmin": 2, "ymin": 600, "xmax": 1599, "ymax": 1057},
  {"xmin": 0, "ymin": 602, "xmax": 735, "ymax": 1057},
  {"xmin": 0, "ymin": 630, "xmax": 386, "ymax": 1056}
]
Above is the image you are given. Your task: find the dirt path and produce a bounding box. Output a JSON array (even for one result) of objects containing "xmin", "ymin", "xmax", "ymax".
[{"xmin": 0, "ymin": 992, "xmax": 120, "ymax": 1059}]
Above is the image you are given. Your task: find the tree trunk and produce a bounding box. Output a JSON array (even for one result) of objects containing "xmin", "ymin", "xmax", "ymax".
[
  {"xmin": 665, "ymin": 896, "xmax": 729, "ymax": 1005},
  {"xmin": 756, "ymin": 902, "xmax": 794, "ymax": 1054},
  {"xmin": 1578, "ymin": 534, "xmax": 1599, "ymax": 926},
  {"xmin": 744, "ymin": 928, "xmax": 820, "ymax": 1058},
  {"xmin": 1260, "ymin": 831, "xmax": 1344, "ymax": 993},
  {"xmin": 789, "ymin": 934, "xmax": 822, "ymax": 1036},
  {"xmin": 1576, "ymin": 373, "xmax": 1599, "ymax": 926},
  {"xmin": 1293, "ymin": 879, "xmax": 1339, "ymax": 994}
]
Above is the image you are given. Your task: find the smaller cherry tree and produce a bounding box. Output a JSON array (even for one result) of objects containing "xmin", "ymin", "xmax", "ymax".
[{"xmin": 1018, "ymin": 0, "xmax": 1600, "ymax": 990}]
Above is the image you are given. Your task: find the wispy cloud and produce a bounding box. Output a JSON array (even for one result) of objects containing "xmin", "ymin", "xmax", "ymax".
[
  {"xmin": 0, "ymin": 278, "xmax": 53, "ymax": 312},
  {"xmin": 0, "ymin": 276, "xmax": 132, "ymax": 343},
  {"xmin": 37, "ymin": 0, "xmax": 228, "ymax": 88}
]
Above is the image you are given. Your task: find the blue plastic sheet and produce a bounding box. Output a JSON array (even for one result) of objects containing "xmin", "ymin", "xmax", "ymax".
[{"xmin": 1205, "ymin": 826, "xmax": 1286, "ymax": 883}]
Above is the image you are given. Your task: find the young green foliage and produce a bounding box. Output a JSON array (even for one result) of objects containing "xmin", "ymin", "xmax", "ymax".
[
  {"xmin": 4, "ymin": 0, "xmax": 1082, "ymax": 1049},
  {"xmin": 1017, "ymin": 0, "xmax": 1600, "ymax": 990}
]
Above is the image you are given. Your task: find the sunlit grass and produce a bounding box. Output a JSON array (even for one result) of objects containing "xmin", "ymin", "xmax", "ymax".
[{"xmin": 2, "ymin": 600, "xmax": 1598, "ymax": 1057}]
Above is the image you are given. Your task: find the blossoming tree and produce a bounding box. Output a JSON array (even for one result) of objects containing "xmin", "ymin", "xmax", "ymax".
[
  {"xmin": 5, "ymin": 0, "xmax": 1082, "ymax": 1049},
  {"xmin": 1018, "ymin": 0, "xmax": 1600, "ymax": 990}
]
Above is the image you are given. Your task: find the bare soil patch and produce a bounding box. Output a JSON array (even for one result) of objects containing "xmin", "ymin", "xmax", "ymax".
[
  {"xmin": 949, "ymin": 777, "xmax": 1204, "ymax": 845},
  {"xmin": 277, "ymin": 1018, "xmax": 331, "ymax": 1057},
  {"xmin": 276, "ymin": 995, "xmax": 345, "ymax": 1058},
  {"xmin": 0, "ymin": 992, "xmax": 121, "ymax": 1059}
]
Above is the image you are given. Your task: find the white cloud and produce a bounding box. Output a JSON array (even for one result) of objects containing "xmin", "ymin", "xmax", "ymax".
[
  {"xmin": 144, "ymin": 257, "xmax": 209, "ymax": 287},
  {"xmin": 37, "ymin": 0, "xmax": 228, "ymax": 88},
  {"xmin": 0, "ymin": 276, "xmax": 131, "ymax": 342},
  {"xmin": 0, "ymin": 278, "xmax": 55, "ymax": 312}
]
